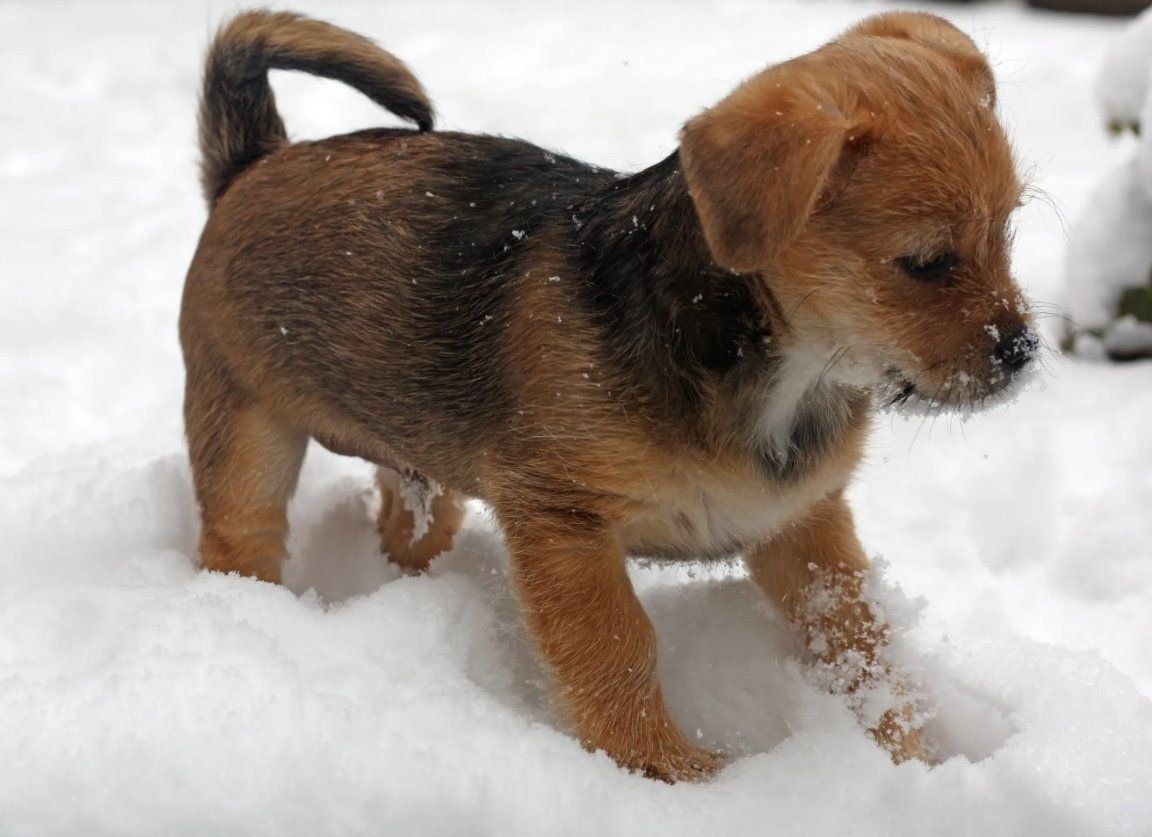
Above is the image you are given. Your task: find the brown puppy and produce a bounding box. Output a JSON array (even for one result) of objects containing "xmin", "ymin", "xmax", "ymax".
[{"xmin": 181, "ymin": 10, "xmax": 1035, "ymax": 781}]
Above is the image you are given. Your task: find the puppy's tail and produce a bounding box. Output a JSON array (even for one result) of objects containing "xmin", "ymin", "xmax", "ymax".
[{"xmin": 198, "ymin": 10, "xmax": 434, "ymax": 207}]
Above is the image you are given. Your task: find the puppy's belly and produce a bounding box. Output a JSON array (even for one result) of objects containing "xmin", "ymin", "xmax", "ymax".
[{"xmin": 617, "ymin": 472, "xmax": 838, "ymax": 560}]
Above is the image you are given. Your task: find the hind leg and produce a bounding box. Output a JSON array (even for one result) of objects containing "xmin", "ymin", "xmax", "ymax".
[
  {"xmin": 376, "ymin": 466, "xmax": 465, "ymax": 573},
  {"xmin": 184, "ymin": 352, "xmax": 307, "ymax": 584}
]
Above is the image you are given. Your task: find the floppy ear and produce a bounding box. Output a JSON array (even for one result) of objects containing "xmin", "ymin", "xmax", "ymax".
[
  {"xmin": 680, "ymin": 62, "xmax": 855, "ymax": 272},
  {"xmin": 849, "ymin": 12, "xmax": 997, "ymax": 107}
]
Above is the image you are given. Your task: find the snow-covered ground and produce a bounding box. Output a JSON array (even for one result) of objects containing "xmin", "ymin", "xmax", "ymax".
[{"xmin": 2, "ymin": 1, "xmax": 1150, "ymax": 834}]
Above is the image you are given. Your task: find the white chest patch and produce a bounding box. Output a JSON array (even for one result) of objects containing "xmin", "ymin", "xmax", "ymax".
[
  {"xmin": 617, "ymin": 344, "xmax": 866, "ymax": 559},
  {"xmin": 756, "ymin": 346, "xmax": 837, "ymax": 457},
  {"xmin": 617, "ymin": 460, "xmax": 847, "ymax": 559}
]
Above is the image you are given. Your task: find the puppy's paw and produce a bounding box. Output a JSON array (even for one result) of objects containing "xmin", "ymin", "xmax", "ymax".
[
  {"xmin": 631, "ymin": 743, "xmax": 723, "ymax": 784},
  {"xmin": 199, "ymin": 530, "xmax": 284, "ymax": 584},
  {"xmin": 584, "ymin": 706, "xmax": 722, "ymax": 782},
  {"xmin": 649, "ymin": 745, "xmax": 723, "ymax": 783},
  {"xmin": 375, "ymin": 467, "xmax": 465, "ymax": 573},
  {"xmin": 872, "ymin": 706, "xmax": 930, "ymax": 765}
]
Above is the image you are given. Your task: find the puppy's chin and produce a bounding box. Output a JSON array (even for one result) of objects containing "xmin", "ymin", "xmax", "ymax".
[
  {"xmin": 879, "ymin": 361, "xmax": 1039, "ymax": 417},
  {"xmin": 809, "ymin": 342, "xmax": 1037, "ymax": 415}
]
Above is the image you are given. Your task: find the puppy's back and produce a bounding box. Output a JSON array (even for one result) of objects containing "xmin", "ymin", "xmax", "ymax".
[{"xmin": 183, "ymin": 127, "xmax": 617, "ymax": 486}]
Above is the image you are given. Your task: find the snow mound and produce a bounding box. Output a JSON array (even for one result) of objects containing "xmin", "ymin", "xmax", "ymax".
[
  {"xmin": 1095, "ymin": 6, "xmax": 1152, "ymax": 131},
  {"xmin": 1064, "ymin": 157, "xmax": 1152, "ymax": 330},
  {"xmin": 1065, "ymin": 8, "xmax": 1152, "ymax": 355},
  {"xmin": 0, "ymin": 443, "xmax": 1150, "ymax": 835}
]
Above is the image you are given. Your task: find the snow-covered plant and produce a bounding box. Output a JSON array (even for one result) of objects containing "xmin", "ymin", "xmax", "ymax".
[{"xmin": 1064, "ymin": 7, "xmax": 1152, "ymax": 359}]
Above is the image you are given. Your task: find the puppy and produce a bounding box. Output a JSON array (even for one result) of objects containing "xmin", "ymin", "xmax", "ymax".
[{"xmin": 181, "ymin": 10, "xmax": 1035, "ymax": 781}]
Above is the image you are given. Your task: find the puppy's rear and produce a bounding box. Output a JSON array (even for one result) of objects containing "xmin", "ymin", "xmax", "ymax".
[
  {"xmin": 197, "ymin": 10, "xmax": 433, "ymax": 206},
  {"xmin": 184, "ymin": 12, "xmax": 441, "ymax": 584},
  {"xmin": 183, "ymin": 11, "xmax": 611, "ymax": 584}
]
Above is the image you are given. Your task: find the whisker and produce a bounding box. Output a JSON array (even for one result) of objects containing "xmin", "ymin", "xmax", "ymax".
[
  {"xmin": 817, "ymin": 345, "xmax": 852, "ymax": 389},
  {"xmin": 909, "ymin": 381, "xmax": 948, "ymax": 451},
  {"xmin": 787, "ymin": 286, "xmax": 822, "ymax": 320},
  {"xmin": 1021, "ymin": 180, "xmax": 1072, "ymax": 239}
]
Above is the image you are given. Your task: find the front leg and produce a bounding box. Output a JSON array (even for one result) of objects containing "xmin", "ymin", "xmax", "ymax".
[
  {"xmin": 745, "ymin": 492, "xmax": 927, "ymax": 762},
  {"xmin": 498, "ymin": 504, "xmax": 719, "ymax": 782}
]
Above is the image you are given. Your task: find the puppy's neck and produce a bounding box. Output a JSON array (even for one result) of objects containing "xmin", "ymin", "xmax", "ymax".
[
  {"xmin": 754, "ymin": 339, "xmax": 869, "ymax": 477},
  {"xmin": 576, "ymin": 153, "xmax": 868, "ymax": 477},
  {"xmin": 576, "ymin": 152, "xmax": 768, "ymax": 416}
]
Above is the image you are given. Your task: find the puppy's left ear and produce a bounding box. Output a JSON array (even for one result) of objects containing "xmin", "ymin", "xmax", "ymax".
[
  {"xmin": 848, "ymin": 12, "xmax": 997, "ymax": 107},
  {"xmin": 680, "ymin": 61, "xmax": 862, "ymax": 272}
]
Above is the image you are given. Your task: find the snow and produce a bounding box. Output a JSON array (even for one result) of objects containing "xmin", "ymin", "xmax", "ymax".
[
  {"xmin": 2, "ymin": 1, "xmax": 1151, "ymax": 834},
  {"xmin": 1104, "ymin": 313, "xmax": 1152, "ymax": 356},
  {"xmin": 1065, "ymin": 6, "xmax": 1152, "ymax": 349},
  {"xmin": 1064, "ymin": 155, "xmax": 1152, "ymax": 330},
  {"xmin": 395, "ymin": 471, "xmax": 443, "ymax": 543},
  {"xmin": 1095, "ymin": 5, "xmax": 1152, "ymax": 129}
]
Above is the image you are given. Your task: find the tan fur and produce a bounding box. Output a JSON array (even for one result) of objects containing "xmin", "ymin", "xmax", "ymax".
[
  {"xmin": 745, "ymin": 493, "xmax": 925, "ymax": 762},
  {"xmin": 375, "ymin": 467, "xmax": 465, "ymax": 573},
  {"xmin": 182, "ymin": 10, "xmax": 1034, "ymax": 781},
  {"xmin": 682, "ymin": 15, "xmax": 1026, "ymax": 406}
]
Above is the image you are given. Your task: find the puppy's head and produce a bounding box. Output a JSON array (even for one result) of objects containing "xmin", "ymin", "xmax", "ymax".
[{"xmin": 681, "ymin": 12, "xmax": 1036, "ymax": 409}]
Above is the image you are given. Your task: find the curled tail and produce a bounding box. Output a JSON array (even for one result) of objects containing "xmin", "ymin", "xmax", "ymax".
[{"xmin": 198, "ymin": 10, "xmax": 434, "ymax": 207}]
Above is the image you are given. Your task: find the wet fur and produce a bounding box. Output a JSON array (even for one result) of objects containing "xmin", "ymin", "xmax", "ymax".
[{"xmin": 181, "ymin": 10, "xmax": 1034, "ymax": 780}]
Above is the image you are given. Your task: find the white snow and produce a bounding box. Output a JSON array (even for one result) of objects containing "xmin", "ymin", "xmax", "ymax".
[
  {"xmin": 2, "ymin": 1, "xmax": 1151, "ymax": 834},
  {"xmin": 1095, "ymin": 5, "xmax": 1152, "ymax": 129},
  {"xmin": 1064, "ymin": 156, "xmax": 1152, "ymax": 330},
  {"xmin": 396, "ymin": 472, "xmax": 444, "ymax": 543},
  {"xmin": 1104, "ymin": 313, "xmax": 1152, "ymax": 356},
  {"xmin": 1065, "ymin": 7, "xmax": 1152, "ymax": 347}
]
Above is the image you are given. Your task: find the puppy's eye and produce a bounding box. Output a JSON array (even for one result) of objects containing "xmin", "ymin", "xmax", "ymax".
[{"xmin": 896, "ymin": 252, "xmax": 959, "ymax": 281}]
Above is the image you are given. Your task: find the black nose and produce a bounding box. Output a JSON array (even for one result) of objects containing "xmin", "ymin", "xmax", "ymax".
[{"xmin": 994, "ymin": 327, "xmax": 1039, "ymax": 373}]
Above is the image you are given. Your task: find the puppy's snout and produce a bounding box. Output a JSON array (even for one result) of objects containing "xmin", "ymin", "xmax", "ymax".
[{"xmin": 993, "ymin": 327, "xmax": 1039, "ymax": 374}]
